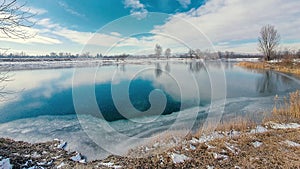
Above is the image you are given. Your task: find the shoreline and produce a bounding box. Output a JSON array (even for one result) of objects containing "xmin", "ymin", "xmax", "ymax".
[{"xmin": 1, "ymin": 121, "xmax": 299, "ymax": 168}]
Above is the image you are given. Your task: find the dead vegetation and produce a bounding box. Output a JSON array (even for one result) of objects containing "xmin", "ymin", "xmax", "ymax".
[
  {"xmin": 266, "ymin": 90, "xmax": 300, "ymax": 123},
  {"xmin": 1, "ymin": 127, "xmax": 299, "ymax": 168},
  {"xmin": 237, "ymin": 61, "xmax": 300, "ymax": 75}
]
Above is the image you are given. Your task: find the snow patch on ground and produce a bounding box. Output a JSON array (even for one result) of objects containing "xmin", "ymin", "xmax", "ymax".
[
  {"xmin": 252, "ymin": 141, "xmax": 263, "ymax": 148},
  {"xmin": 225, "ymin": 142, "xmax": 240, "ymax": 155},
  {"xmin": 189, "ymin": 144, "xmax": 196, "ymax": 150},
  {"xmin": 268, "ymin": 122, "xmax": 300, "ymax": 129},
  {"xmin": 212, "ymin": 153, "xmax": 228, "ymax": 160},
  {"xmin": 206, "ymin": 165, "xmax": 214, "ymax": 169},
  {"xmin": 28, "ymin": 166, "xmax": 44, "ymax": 169},
  {"xmin": 31, "ymin": 152, "xmax": 41, "ymax": 158},
  {"xmin": 283, "ymin": 140, "xmax": 300, "ymax": 147},
  {"xmin": 0, "ymin": 158, "xmax": 13, "ymax": 169},
  {"xmin": 57, "ymin": 162, "xmax": 65, "ymax": 169},
  {"xmin": 198, "ymin": 132, "xmax": 224, "ymax": 143},
  {"xmin": 250, "ymin": 125, "xmax": 268, "ymax": 133},
  {"xmin": 70, "ymin": 152, "xmax": 86, "ymax": 163},
  {"xmin": 170, "ymin": 153, "xmax": 190, "ymax": 164},
  {"xmin": 57, "ymin": 141, "xmax": 67, "ymax": 149},
  {"xmin": 99, "ymin": 162, "xmax": 122, "ymax": 168}
]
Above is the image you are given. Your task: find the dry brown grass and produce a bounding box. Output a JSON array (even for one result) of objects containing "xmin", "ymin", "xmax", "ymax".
[
  {"xmin": 237, "ymin": 61, "xmax": 270, "ymax": 70},
  {"xmin": 267, "ymin": 90, "xmax": 300, "ymax": 123},
  {"xmin": 216, "ymin": 117, "xmax": 257, "ymax": 132},
  {"xmin": 237, "ymin": 61, "xmax": 300, "ymax": 75},
  {"xmin": 209, "ymin": 128, "xmax": 300, "ymax": 169}
]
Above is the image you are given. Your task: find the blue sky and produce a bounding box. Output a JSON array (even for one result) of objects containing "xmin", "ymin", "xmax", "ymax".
[
  {"xmin": 29, "ymin": 0, "xmax": 205, "ymax": 32},
  {"xmin": 0, "ymin": 0, "xmax": 300, "ymax": 55}
]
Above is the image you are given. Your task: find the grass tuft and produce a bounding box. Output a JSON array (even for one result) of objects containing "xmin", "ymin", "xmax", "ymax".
[{"xmin": 270, "ymin": 90, "xmax": 300, "ymax": 123}]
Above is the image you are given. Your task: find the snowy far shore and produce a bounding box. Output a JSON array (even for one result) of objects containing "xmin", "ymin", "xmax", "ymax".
[{"xmin": 0, "ymin": 58, "xmax": 259, "ymax": 71}]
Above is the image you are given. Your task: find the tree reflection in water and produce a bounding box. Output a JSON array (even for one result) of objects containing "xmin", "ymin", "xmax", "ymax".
[
  {"xmin": 155, "ymin": 63, "xmax": 162, "ymax": 78},
  {"xmin": 256, "ymin": 71, "xmax": 278, "ymax": 93},
  {"xmin": 188, "ymin": 61, "xmax": 205, "ymax": 72},
  {"xmin": 165, "ymin": 62, "xmax": 170, "ymax": 73}
]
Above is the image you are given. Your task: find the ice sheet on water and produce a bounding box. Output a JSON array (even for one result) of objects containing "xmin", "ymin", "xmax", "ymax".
[{"xmin": 0, "ymin": 115, "xmax": 110, "ymax": 161}]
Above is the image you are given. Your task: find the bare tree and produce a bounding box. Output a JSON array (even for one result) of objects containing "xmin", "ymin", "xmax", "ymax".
[
  {"xmin": 195, "ymin": 49, "xmax": 202, "ymax": 59},
  {"xmin": 0, "ymin": 0, "xmax": 35, "ymax": 39},
  {"xmin": 258, "ymin": 25, "xmax": 280, "ymax": 61},
  {"xmin": 188, "ymin": 49, "xmax": 196, "ymax": 59},
  {"xmin": 154, "ymin": 44, "xmax": 162, "ymax": 59},
  {"xmin": 0, "ymin": 0, "xmax": 35, "ymax": 101},
  {"xmin": 0, "ymin": 70, "xmax": 14, "ymax": 101},
  {"xmin": 165, "ymin": 48, "xmax": 171, "ymax": 59}
]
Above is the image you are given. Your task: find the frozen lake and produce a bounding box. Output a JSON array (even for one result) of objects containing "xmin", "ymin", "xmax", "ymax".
[{"xmin": 0, "ymin": 60, "xmax": 299, "ymax": 160}]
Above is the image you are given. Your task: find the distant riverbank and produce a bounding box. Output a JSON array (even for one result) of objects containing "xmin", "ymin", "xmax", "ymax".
[{"xmin": 0, "ymin": 58, "xmax": 256, "ymax": 71}]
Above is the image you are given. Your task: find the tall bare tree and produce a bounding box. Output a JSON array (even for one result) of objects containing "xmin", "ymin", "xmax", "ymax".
[
  {"xmin": 0, "ymin": 0, "xmax": 35, "ymax": 39},
  {"xmin": 258, "ymin": 25, "xmax": 280, "ymax": 61},
  {"xmin": 165, "ymin": 48, "xmax": 171, "ymax": 59},
  {"xmin": 195, "ymin": 49, "xmax": 202, "ymax": 59},
  {"xmin": 188, "ymin": 49, "xmax": 195, "ymax": 59},
  {"xmin": 154, "ymin": 44, "xmax": 162, "ymax": 59}
]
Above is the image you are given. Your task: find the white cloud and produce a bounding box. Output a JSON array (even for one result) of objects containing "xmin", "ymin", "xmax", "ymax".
[
  {"xmin": 53, "ymin": 28, "xmax": 126, "ymax": 48},
  {"xmin": 20, "ymin": 6, "xmax": 48, "ymax": 15},
  {"xmin": 36, "ymin": 18, "xmax": 61, "ymax": 29},
  {"xmin": 58, "ymin": 1, "xmax": 85, "ymax": 18},
  {"xmin": 124, "ymin": 0, "xmax": 145, "ymax": 9},
  {"xmin": 110, "ymin": 32, "xmax": 122, "ymax": 37},
  {"xmin": 0, "ymin": 26, "xmax": 62, "ymax": 45},
  {"xmin": 177, "ymin": 0, "xmax": 191, "ymax": 8},
  {"xmin": 123, "ymin": 0, "xmax": 148, "ymax": 19},
  {"xmin": 151, "ymin": 0, "xmax": 300, "ymax": 53}
]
